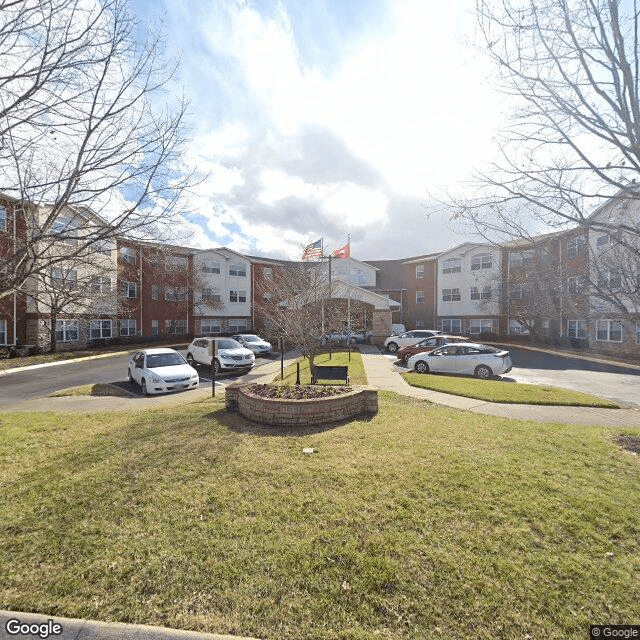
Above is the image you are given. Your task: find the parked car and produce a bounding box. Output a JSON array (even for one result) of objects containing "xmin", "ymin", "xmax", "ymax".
[
  {"xmin": 391, "ymin": 323, "xmax": 406, "ymax": 336},
  {"xmin": 128, "ymin": 348, "xmax": 199, "ymax": 396},
  {"xmin": 320, "ymin": 330, "xmax": 366, "ymax": 345},
  {"xmin": 384, "ymin": 330, "xmax": 442, "ymax": 353},
  {"xmin": 231, "ymin": 333, "xmax": 273, "ymax": 356},
  {"xmin": 397, "ymin": 334, "xmax": 470, "ymax": 363},
  {"xmin": 186, "ymin": 337, "xmax": 255, "ymax": 373},
  {"xmin": 407, "ymin": 343, "xmax": 513, "ymax": 379}
]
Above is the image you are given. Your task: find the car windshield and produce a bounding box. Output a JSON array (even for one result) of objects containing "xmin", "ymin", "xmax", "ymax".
[
  {"xmin": 218, "ymin": 339, "xmax": 241, "ymax": 349},
  {"xmin": 242, "ymin": 335, "xmax": 261, "ymax": 342},
  {"xmin": 146, "ymin": 353, "xmax": 185, "ymax": 368}
]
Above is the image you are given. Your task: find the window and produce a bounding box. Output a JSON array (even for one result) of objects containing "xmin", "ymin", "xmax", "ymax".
[
  {"xmin": 415, "ymin": 319, "xmax": 425, "ymax": 328},
  {"xmin": 0, "ymin": 206, "xmax": 7, "ymax": 232},
  {"xmin": 509, "ymin": 250, "xmax": 534, "ymax": 267},
  {"xmin": 442, "ymin": 288, "xmax": 461, "ymax": 302},
  {"xmin": 416, "ymin": 290, "xmax": 425, "ymax": 304},
  {"xmin": 90, "ymin": 319, "xmax": 112, "ymax": 339},
  {"xmin": 90, "ymin": 276, "xmax": 111, "ymax": 294},
  {"xmin": 509, "ymin": 320, "xmax": 530, "ymax": 335},
  {"xmin": 203, "ymin": 259, "xmax": 221, "ymax": 274},
  {"xmin": 264, "ymin": 267, "xmax": 272, "ymax": 279},
  {"xmin": 471, "ymin": 253, "xmax": 492, "ymax": 271},
  {"xmin": 165, "ymin": 286, "xmax": 187, "ymax": 302},
  {"xmin": 229, "ymin": 319, "xmax": 248, "ymax": 333},
  {"xmin": 510, "ymin": 284, "xmax": 532, "ymax": 299},
  {"xmin": 263, "ymin": 292, "xmax": 273, "ymax": 303},
  {"xmin": 597, "ymin": 269, "xmax": 622, "ymax": 290},
  {"xmin": 442, "ymin": 258, "xmax": 461, "ymax": 274},
  {"xmin": 55, "ymin": 319, "xmax": 79, "ymax": 342},
  {"xmin": 120, "ymin": 247, "xmax": 136, "ymax": 264},
  {"xmin": 151, "ymin": 285, "xmax": 159, "ymax": 301},
  {"xmin": 0, "ymin": 319, "xmax": 6, "ymax": 344},
  {"xmin": 51, "ymin": 268, "xmax": 77, "ymax": 289},
  {"xmin": 567, "ymin": 276, "xmax": 585, "ymax": 294},
  {"xmin": 440, "ymin": 319, "xmax": 461, "ymax": 333},
  {"xmin": 229, "ymin": 263, "xmax": 247, "ymax": 277},
  {"xmin": 596, "ymin": 319, "xmax": 622, "ymax": 342},
  {"xmin": 95, "ymin": 239, "xmax": 114, "ymax": 255},
  {"xmin": 151, "ymin": 319, "xmax": 158, "ymax": 337},
  {"xmin": 121, "ymin": 281, "xmax": 137, "ymax": 298},
  {"xmin": 415, "ymin": 264, "xmax": 425, "ymax": 278},
  {"xmin": 470, "ymin": 286, "xmax": 492, "ymax": 301},
  {"xmin": 120, "ymin": 319, "xmax": 137, "ymax": 337},
  {"xmin": 148, "ymin": 254, "xmax": 160, "ymax": 268},
  {"xmin": 200, "ymin": 319, "xmax": 221, "ymax": 335},
  {"xmin": 202, "ymin": 288, "xmax": 221, "ymax": 303},
  {"xmin": 469, "ymin": 319, "xmax": 493, "ymax": 335},
  {"xmin": 230, "ymin": 290, "xmax": 247, "ymax": 303},
  {"xmin": 51, "ymin": 217, "xmax": 78, "ymax": 245},
  {"xmin": 596, "ymin": 234, "xmax": 610, "ymax": 248},
  {"xmin": 165, "ymin": 319, "xmax": 186, "ymax": 334},
  {"xmin": 567, "ymin": 235, "xmax": 586, "ymax": 258},
  {"xmin": 167, "ymin": 255, "xmax": 188, "ymax": 269},
  {"xmin": 568, "ymin": 320, "xmax": 587, "ymax": 339}
]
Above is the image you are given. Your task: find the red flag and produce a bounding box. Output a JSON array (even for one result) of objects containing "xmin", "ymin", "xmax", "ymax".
[{"xmin": 332, "ymin": 244, "xmax": 349, "ymax": 259}]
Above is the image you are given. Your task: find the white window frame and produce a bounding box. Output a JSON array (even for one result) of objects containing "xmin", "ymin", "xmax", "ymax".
[
  {"xmin": 442, "ymin": 288, "xmax": 461, "ymax": 302},
  {"xmin": 263, "ymin": 292, "xmax": 273, "ymax": 303},
  {"xmin": 151, "ymin": 285, "xmax": 159, "ymax": 301},
  {"xmin": 91, "ymin": 276, "xmax": 111, "ymax": 294},
  {"xmin": 229, "ymin": 318, "xmax": 249, "ymax": 333},
  {"xmin": 509, "ymin": 319, "xmax": 530, "ymax": 335},
  {"xmin": 230, "ymin": 290, "xmax": 247, "ymax": 303},
  {"xmin": 120, "ymin": 318, "xmax": 137, "ymax": 337},
  {"xmin": 0, "ymin": 319, "xmax": 7, "ymax": 344},
  {"xmin": 567, "ymin": 276, "xmax": 584, "ymax": 294},
  {"xmin": 442, "ymin": 258, "xmax": 461, "ymax": 274},
  {"xmin": 416, "ymin": 290, "xmax": 425, "ymax": 304},
  {"xmin": 0, "ymin": 206, "xmax": 7, "ymax": 232},
  {"xmin": 229, "ymin": 263, "xmax": 247, "ymax": 277},
  {"xmin": 596, "ymin": 319, "xmax": 623, "ymax": 342},
  {"xmin": 469, "ymin": 319, "xmax": 493, "ymax": 335},
  {"xmin": 415, "ymin": 264, "xmax": 425, "ymax": 278},
  {"xmin": 203, "ymin": 259, "xmax": 221, "ymax": 274},
  {"xmin": 202, "ymin": 288, "xmax": 221, "ymax": 303},
  {"xmin": 167, "ymin": 255, "xmax": 188, "ymax": 269},
  {"xmin": 121, "ymin": 281, "xmax": 137, "ymax": 298},
  {"xmin": 90, "ymin": 319, "xmax": 112, "ymax": 339},
  {"xmin": 165, "ymin": 319, "xmax": 186, "ymax": 334},
  {"xmin": 200, "ymin": 319, "xmax": 221, "ymax": 335},
  {"xmin": 567, "ymin": 235, "xmax": 586, "ymax": 258},
  {"xmin": 95, "ymin": 239, "xmax": 114, "ymax": 256},
  {"xmin": 264, "ymin": 267, "xmax": 272, "ymax": 279},
  {"xmin": 471, "ymin": 253, "xmax": 492, "ymax": 271},
  {"xmin": 55, "ymin": 319, "xmax": 79, "ymax": 342},
  {"xmin": 165, "ymin": 286, "xmax": 187, "ymax": 302},
  {"xmin": 51, "ymin": 217, "xmax": 78, "ymax": 246},
  {"xmin": 120, "ymin": 247, "xmax": 136, "ymax": 264},
  {"xmin": 51, "ymin": 268, "xmax": 78, "ymax": 289},
  {"xmin": 151, "ymin": 319, "xmax": 159, "ymax": 336},
  {"xmin": 509, "ymin": 250, "xmax": 534, "ymax": 267},
  {"xmin": 439, "ymin": 319, "xmax": 461, "ymax": 333},
  {"xmin": 568, "ymin": 320, "xmax": 588, "ymax": 339}
]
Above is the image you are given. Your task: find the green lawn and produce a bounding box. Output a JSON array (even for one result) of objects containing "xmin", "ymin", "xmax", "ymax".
[
  {"xmin": 274, "ymin": 350, "xmax": 367, "ymax": 386},
  {"xmin": 403, "ymin": 372, "xmax": 619, "ymax": 407},
  {"xmin": 1, "ymin": 394, "xmax": 638, "ymax": 639}
]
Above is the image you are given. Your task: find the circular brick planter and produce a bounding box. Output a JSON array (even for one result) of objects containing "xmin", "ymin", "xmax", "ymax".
[{"xmin": 225, "ymin": 383, "xmax": 378, "ymax": 426}]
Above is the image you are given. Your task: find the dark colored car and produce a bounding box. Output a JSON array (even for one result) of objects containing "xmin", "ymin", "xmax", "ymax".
[{"xmin": 396, "ymin": 334, "xmax": 470, "ymax": 363}]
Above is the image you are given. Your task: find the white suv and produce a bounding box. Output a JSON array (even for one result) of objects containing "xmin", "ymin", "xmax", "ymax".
[
  {"xmin": 383, "ymin": 330, "xmax": 442, "ymax": 353},
  {"xmin": 186, "ymin": 337, "xmax": 255, "ymax": 373}
]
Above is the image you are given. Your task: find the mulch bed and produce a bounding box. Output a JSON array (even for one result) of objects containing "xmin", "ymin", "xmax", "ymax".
[
  {"xmin": 249, "ymin": 384, "xmax": 351, "ymax": 399},
  {"xmin": 617, "ymin": 435, "xmax": 640, "ymax": 454}
]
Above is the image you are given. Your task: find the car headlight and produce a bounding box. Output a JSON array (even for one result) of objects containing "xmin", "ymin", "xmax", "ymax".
[{"xmin": 150, "ymin": 375, "xmax": 162, "ymax": 383}]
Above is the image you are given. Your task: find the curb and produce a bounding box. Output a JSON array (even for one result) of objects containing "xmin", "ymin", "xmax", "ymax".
[{"xmin": 0, "ymin": 610, "xmax": 260, "ymax": 640}]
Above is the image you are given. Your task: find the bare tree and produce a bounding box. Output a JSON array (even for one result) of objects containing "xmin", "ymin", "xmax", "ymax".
[
  {"xmin": 447, "ymin": 0, "xmax": 640, "ymax": 322},
  {"xmin": 0, "ymin": 0, "xmax": 193, "ymax": 301}
]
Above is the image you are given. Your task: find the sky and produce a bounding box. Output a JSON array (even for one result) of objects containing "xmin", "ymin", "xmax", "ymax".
[{"xmin": 129, "ymin": 0, "xmax": 505, "ymax": 261}]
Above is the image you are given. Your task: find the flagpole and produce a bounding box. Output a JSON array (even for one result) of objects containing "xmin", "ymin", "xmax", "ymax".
[{"xmin": 347, "ymin": 233, "xmax": 351, "ymax": 331}]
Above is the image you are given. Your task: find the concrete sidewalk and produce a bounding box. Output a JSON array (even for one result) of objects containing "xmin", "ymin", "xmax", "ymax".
[
  {"xmin": 0, "ymin": 610, "xmax": 259, "ymax": 640},
  {"xmin": 358, "ymin": 345, "xmax": 640, "ymax": 427}
]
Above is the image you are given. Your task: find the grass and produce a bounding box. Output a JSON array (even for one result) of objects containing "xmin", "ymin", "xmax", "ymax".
[
  {"xmin": 49, "ymin": 384, "xmax": 131, "ymax": 398},
  {"xmin": 0, "ymin": 394, "xmax": 639, "ymax": 639},
  {"xmin": 403, "ymin": 372, "xmax": 620, "ymax": 408},
  {"xmin": 274, "ymin": 350, "xmax": 367, "ymax": 386}
]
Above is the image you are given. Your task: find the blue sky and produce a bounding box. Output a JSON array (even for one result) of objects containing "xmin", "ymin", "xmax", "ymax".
[{"xmin": 129, "ymin": 0, "xmax": 503, "ymax": 260}]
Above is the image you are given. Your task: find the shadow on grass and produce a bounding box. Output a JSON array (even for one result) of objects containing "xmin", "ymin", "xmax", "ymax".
[{"xmin": 205, "ymin": 406, "xmax": 375, "ymax": 438}]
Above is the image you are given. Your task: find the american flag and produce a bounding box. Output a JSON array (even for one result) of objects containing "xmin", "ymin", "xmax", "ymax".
[{"xmin": 302, "ymin": 238, "xmax": 323, "ymax": 261}]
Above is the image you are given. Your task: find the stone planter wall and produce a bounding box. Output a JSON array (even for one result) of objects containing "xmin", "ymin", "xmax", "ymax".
[{"xmin": 225, "ymin": 383, "xmax": 378, "ymax": 426}]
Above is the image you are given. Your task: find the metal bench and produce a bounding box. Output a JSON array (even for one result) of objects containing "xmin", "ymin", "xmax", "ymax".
[{"xmin": 311, "ymin": 364, "xmax": 350, "ymax": 385}]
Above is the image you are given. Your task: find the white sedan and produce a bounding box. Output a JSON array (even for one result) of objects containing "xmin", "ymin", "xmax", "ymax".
[
  {"xmin": 128, "ymin": 348, "xmax": 199, "ymax": 395},
  {"xmin": 407, "ymin": 343, "xmax": 513, "ymax": 379}
]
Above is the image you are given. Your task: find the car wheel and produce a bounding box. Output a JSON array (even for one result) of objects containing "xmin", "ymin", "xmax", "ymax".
[
  {"xmin": 474, "ymin": 365, "xmax": 493, "ymax": 379},
  {"xmin": 141, "ymin": 378, "xmax": 149, "ymax": 396},
  {"xmin": 127, "ymin": 368, "xmax": 133, "ymax": 383},
  {"xmin": 403, "ymin": 353, "xmax": 412, "ymax": 363},
  {"xmin": 387, "ymin": 342, "xmax": 398, "ymax": 353},
  {"xmin": 415, "ymin": 360, "xmax": 429, "ymax": 374},
  {"xmin": 186, "ymin": 353, "xmax": 196, "ymax": 366},
  {"xmin": 213, "ymin": 359, "xmax": 221, "ymax": 374}
]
